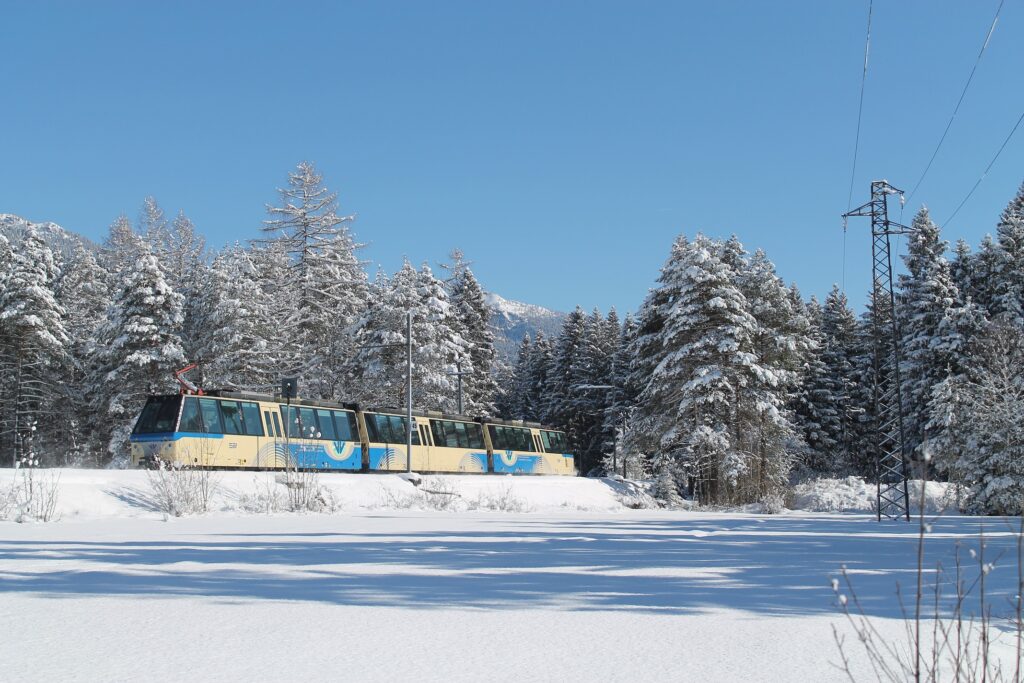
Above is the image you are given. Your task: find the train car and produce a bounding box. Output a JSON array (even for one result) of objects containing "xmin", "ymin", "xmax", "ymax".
[
  {"xmin": 485, "ymin": 419, "xmax": 575, "ymax": 475},
  {"xmin": 130, "ymin": 391, "xmax": 363, "ymax": 471},
  {"xmin": 130, "ymin": 390, "xmax": 576, "ymax": 476}
]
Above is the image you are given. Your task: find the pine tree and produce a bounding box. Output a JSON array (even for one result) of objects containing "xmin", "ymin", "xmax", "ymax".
[
  {"xmin": 54, "ymin": 245, "xmax": 111, "ymax": 465},
  {"xmin": 94, "ymin": 248, "xmax": 186, "ymax": 464},
  {"xmin": 261, "ymin": 161, "xmax": 367, "ymax": 397},
  {"xmin": 0, "ymin": 226, "xmax": 69, "ymax": 466},
  {"xmin": 502, "ymin": 334, "xmax": 533, "ymax": 420},
  {"xmin": 791, "ymin": 293, "xmax": 839, "ymax": 473},
  {"xmin": 544, "ymin": 306, "xmax": 587, "ymax": 432},
  {"xmin": 199, "ymin": 245, "xmax": 276, "ymax": 391},
  {"xmin": 524, "ymin": 332, "xmax": 553, "ymax": 423},
  {"xmin": 635, "ymin": 234, "xmax": 760, "ymax": 504},
  {"xmin": 897, "ymin": 208, "xmax": 973, "ymax": 461},
  {"xmin": 992, "ymin": 182, "xmax": 1024, "ymax": 324},
  {"xmin": 939, "ymin": 323, "xmax": 1024, "ymax": 514},
  {"xmin": 446, "ymin": 257, "xmax": 499, "ymax": 415},
  {"xmin": 347, "ymin": 261, "xmax": 464, "ymax": 413},
  {"xmin": 819, "ymin": 286, "xmax": 861, "ymax": 473}
]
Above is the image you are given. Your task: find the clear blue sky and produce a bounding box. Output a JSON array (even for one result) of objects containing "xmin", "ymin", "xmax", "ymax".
[{"xmin": 2, "ymin": 1, "xmax": 1022, "ymax": 314}]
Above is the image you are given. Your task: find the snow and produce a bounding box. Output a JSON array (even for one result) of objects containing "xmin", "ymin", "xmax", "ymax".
[{"xmin": 1, "ymin": 470, "xmax": 1022, "ymax": 681}]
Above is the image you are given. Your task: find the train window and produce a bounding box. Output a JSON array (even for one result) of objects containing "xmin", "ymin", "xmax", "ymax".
[
  {"xmin": 333, "ymin": 411, "xmax": 357, "ymax": 441},
  {"xmin": 241, "ymin": 402, "xmax": 264, "ymax": 437},
  {"xmin": 316, "ymin": 409, "xmax": 337, "ymax": 440},
  {"xmin": 199, "ymin": 399, "xmax": 224, "ymax": 434},
  {"xmin": 179, "ymin": 398, "xmax": 203, "ymax": 433},
  {"xmin": 273, "ymin": 412, "xmax": 283, "ymax": 438},
  {"xmin": 489, "ymin": 425, "xmax": 535, "ymax": 452},
  {"xmin": 220, "ymin": 401, "xmax": 244, "ymax": 435},
  {"xmin": 467, "ymin": 423, "xmax": 484, "ymax": 449},
  {"xmin": 133, "ymin": 396, "xmax": 183, "ymax": 434},
  {"xmin": 298, "ymin": 407, "xmax": 318, "ymax": 438},
  {"xmin": 281, "ymin": 405, "xmax": 300, "ymax": 438},
  {"xmin": 263, "ymin": 411, "xmax": 275, "ymax": 437},
  {"xmin": 541, "ymin": 430, "xmax": 567, "ymax": 453}
]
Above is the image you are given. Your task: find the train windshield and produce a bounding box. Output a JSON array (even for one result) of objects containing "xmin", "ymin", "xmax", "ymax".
[{"xmin": 133, "ymin": 396, "xmax": 183, "ymax": 434}]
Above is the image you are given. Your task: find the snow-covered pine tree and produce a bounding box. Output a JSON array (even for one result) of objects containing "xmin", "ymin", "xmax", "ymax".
[
  {"xmin": 601, "ymin": 312, "xmax": 637, "ymax": 477},
  {"xmin": 567, "ymin": 308, "xmax": 616, "ymax": 474},
  {"xmin": 347, "ymin": 261, "xmax": 464, "ymax": 413},
  {"xmin": 94, "ymin": 248, "xmax": 186, "ymax": 465},
  {"xmin": 524, "ymin": 332, "xmax": 553, "ymax": 423},
  {"xmin": 0, "ymin": 226, "xmax": 69, "ymax": 466},
  {"xmin": 968, "ymin": 235, "xmax": 1002, "ymax": 318},
  {"xmin": 896, "ymin": 207, "xmax": 973, "ymax": 462},
  {"xmin": 635, "ymin": 234, "xmax": 760, "ymax": 504},
  {"xmin": 315, "ymin": 231, "xmax": 370, "ymax": 400},
  {"xmin": 819, "ymin": 285, "xmax": 862, "ymax": 474},
  {"xmin": 412, "ymin": 263, "xmax": 466, "ymax": 412},
  {"xmin": 139, "ymin": 196, "xmax": 169, "ymax": 250},
  {"xmin": 623, "ymin": 235, "xmax": 688, "ymax": 464},
  {"xmin": 445, "ymin": 255, "xmax": 499, "ymax": 415},
  {"xmin": 992, "ymin": 182, "xmax": 1024, "ymax": 324},
  {"xmin": 198, "ymin": 244, "xmax": 276, "ymax": 391},
  {"xmin": 54, "ymin": 245, "xmax": 111, "ymax": 465},
  {"xmin": 733, "ymin": 247, "xmax": 806, "ymax": 497},
  {"xmin": 260, "ymin": 161, "xmax": 367, "ymax": 398},
  {"xmin": 543, "ymin": 306, "xmax": 587, "ymax": 437},
  {"xmin": 790, "ymin": 293, "xmax": 840, "ymax": 473},
  {"xmin": 100, "ymin": 214, "xmax": 144, "ymax": 284},
  {"xmin": 938, "ymin": 322, "xmax": 1024, "ymax": 514},
  {"xmin": 500, "ymin": 334, "xmax": 533, "ymax": 420}
]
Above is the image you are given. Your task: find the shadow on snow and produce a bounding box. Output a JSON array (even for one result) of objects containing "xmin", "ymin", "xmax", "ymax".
[{"xmin": 0, "ymin": 514, "xmax": 1019, "ymax": 620}]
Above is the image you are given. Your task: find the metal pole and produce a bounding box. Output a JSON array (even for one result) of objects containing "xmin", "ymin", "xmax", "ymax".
[
  {"xmin": 456, "ymin": 360, "xmax": 463, "ymax": 414},
  {"xmin": 406, "ymin": 310, "xmax": 413, "ymax": 474}
]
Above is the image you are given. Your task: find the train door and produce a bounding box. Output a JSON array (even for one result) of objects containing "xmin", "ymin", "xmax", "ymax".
[{"xmin": 417, "ymin": 420, "xmax": 433, "ymax": 470}]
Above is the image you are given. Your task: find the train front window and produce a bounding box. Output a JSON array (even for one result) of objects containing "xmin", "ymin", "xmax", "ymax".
[
  {"xmin": 133, "ymin": 396, "xmax": 182, "ymax": 434},
  {"xmin": 179, "ymin": 398, "xmax": 203, "ymax": 432}
]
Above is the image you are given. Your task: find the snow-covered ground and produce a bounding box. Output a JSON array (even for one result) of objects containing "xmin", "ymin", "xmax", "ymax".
[{"xmin": 0, "ymin": 470, "xmax": 1019, "ymax": 681}]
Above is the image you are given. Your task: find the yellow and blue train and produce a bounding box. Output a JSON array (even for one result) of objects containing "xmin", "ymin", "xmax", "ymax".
[{"xmin": 129, "ymin": 390, "xmax": 575, "ymax": 475}]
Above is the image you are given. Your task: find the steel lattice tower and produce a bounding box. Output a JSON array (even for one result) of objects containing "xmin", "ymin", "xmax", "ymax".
[{"xmin": 843, "ymin": 180, "xmax": 912, "ymax": 521}]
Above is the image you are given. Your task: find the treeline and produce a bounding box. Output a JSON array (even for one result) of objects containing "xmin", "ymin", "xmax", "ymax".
[
  {"xmin": 1, "ymin": 164, "xmax": 1022, "ymax": 514},
  {"xmin": 497, "ymin": 184, "xmax": 1024, "ymax": 512}
]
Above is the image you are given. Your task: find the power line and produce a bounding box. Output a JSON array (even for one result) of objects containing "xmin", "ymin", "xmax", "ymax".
[
  {"xmin": 846, "ymin": 0, "xmax": 874, "ymax": 214},
  {"xmin": 943, "ymin": 108, "xmax": 1024, "ymax": 228},
  {"xmin": 906, "ymin": 0, "xmax": 1005, "ymax": 203}
]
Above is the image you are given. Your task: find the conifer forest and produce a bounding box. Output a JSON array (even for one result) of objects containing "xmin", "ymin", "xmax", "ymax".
[{"xmin": 2, "ymin": 161, "xmax": 1023, "ymax": 515}]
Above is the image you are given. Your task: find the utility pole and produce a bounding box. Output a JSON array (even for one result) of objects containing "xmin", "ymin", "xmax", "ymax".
[
  {"xmin": 405, "ymin": 310, "xmax": 413, "ymax": 474},
  {"xmin": 448, "ymin": 360, "xmax": 469, "ymax": 414},
  {"xmin": 842, "ymin": 180, "xmax": 913, "ymax": 522}
]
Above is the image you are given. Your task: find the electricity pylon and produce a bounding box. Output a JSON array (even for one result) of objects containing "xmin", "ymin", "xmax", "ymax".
[{"xmin": 843, "ymin": 180, "xmax": 912, "ymax": 521}]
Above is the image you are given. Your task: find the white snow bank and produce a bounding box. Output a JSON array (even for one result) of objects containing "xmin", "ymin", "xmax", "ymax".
[
  {"xmin": 0, "ymin": 468, "xmax": 642, "ymax": 521},
  {"xmin": 791, "ymin": 476, "xmax": 956, "ymax": 514}
]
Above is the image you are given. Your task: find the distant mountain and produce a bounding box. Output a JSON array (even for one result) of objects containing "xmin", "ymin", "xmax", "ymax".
[
  {"xmin": 486, "ymin": 292, "xmax": 566, "ymax": 363},
  {"xmin": 0, "ymin": 213, "xmax": 95, "ymax": 260}
]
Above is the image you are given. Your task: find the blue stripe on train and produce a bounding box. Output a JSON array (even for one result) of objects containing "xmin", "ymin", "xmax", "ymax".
[{"xmin": 129, "ymin": 432, "xmax": 223, "ymax": 442}]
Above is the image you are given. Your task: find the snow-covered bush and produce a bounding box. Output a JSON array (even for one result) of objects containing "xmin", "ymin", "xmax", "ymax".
[
  {"xmin": 467, "ymin": 485, "xmax": 531, "ymax": 513},
  {"xmin": 238, "ymin": 477, "xmax": 285, "ymax": 514},
  {"xmin": 1, "ymin": 461, "xmax": 61, "ymax": 523},
  {"xmin": 420, "ymin": 477, "xmax": 462, "ymax": 511},
  {"xmin": 146, "ymin": 462, "xmax": 218, "ymax": 517},
  {"xmin": 278, "ymin": 470, "xmax": 336, "ymax": 513}
]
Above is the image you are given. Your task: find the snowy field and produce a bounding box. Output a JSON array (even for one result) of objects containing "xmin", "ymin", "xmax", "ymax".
[{"xmin": 1, "ymin": 470, "xmax": 1020, "ymax": 682}]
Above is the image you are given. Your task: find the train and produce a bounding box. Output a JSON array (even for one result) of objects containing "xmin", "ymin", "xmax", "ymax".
[{"xmin": 129, "ymin": 390, "xmax": 576, "ymax": 475}]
